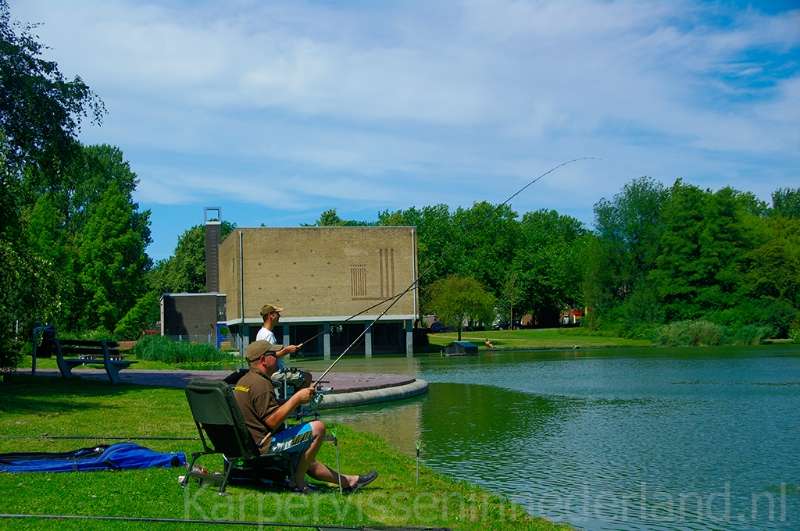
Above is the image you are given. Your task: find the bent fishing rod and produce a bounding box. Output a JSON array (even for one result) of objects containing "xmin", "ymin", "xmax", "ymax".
[{"xmin": 310, "ymin": 157, "xmax": 597, "ymax": 387}]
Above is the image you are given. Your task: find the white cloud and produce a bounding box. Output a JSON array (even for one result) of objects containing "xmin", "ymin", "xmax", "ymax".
[{"xmin": 12, "ymin": 0, "xmax": 800, "ymax": 225}]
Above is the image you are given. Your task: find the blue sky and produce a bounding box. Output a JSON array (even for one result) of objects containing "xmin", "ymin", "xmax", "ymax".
[{"xmin": 14, "ymin": 0, "xmax": 800, "ymax": 260}]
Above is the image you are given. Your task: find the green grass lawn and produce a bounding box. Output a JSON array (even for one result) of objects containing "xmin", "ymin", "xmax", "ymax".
[
  {"xmin": 427, "ymin": 328, "xmax": 651, "ymax": 349},
  {"xmin": 0, "ymin": 375, "xmax": 565, "ymax": 530},
  {"xmin": 17, "ymin": 356, "xmax": 244, "ymax": 371}
]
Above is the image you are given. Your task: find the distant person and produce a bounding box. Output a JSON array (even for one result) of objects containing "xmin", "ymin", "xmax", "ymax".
[
  {"xmin": 235, "ymin": 340, "xmax": 377, "ymax": 493},
  {"xmin": 257, "ymin": 303, "xmax": 311, "ymax": 392},
  {"xmin": 257, "ymin": 304, "xmax": 298, "ymax": 364},
  {"xmin": 484, "ymin": 338, "xmax": 494, "ymax": 350}
]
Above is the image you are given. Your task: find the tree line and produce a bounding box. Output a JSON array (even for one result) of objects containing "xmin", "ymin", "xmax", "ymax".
[{"xmin": 316, "ymin": 180, "xmax": 800, "ymax": 343}]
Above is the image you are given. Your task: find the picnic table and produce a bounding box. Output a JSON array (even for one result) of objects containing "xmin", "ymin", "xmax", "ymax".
[{"xmin": 53, "ymin": 338, "xmax": 136, "ymax": 384}]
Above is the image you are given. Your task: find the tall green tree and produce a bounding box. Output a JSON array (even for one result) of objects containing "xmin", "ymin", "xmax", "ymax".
[
  {"xmin": 0, "ymin": 0, "xmax": 103, "ymax": 234},
  {"xmin": 511, "ymin": 209, "xmax": 585, "ymax": 326},
  {"xmin": 588, "ymin": 176, "xmax": 667, "ymax": 309},
  {"xmin": 22, "ymin": 144, "xmax": 151, "ymax": 332},
  {"xmin": 75, "ymin": 184, "xmax": 151, "ymax": 331},
  {"xmin": 450, "ymin": 202, "xmax": 519, "ymax": 294},
  {"xmin": 427, "ymin": 275, "xmax": 495, "ymax": 340},
  {"xmin": 0, "ymin": 1, "xmax": 102, "ymax": 364},
  {"xmin": 648, "ymin": 181, "xmax": 708, "ymax": 320}
]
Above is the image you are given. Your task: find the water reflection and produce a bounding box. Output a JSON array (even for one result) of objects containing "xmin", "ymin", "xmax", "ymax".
[{"xmin": 321, "ymin": 346, "xmax": 800, "ymax": 530}]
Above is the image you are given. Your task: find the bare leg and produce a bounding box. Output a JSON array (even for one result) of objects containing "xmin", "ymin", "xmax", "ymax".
[
  {"xmin": 292, "ymin": 420, "xmax": 358, "ymax": 488},
  {"xmin": 306, "ymin": 461, "xmax": 358, "ymax": 488}
]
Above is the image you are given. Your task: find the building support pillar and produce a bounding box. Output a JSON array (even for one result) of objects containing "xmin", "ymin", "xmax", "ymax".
[
  {"xmin": 282, "ymin": 324, "xmax": 291, "ymax": 362},
  {"xmin": 323, "ymin": 323, "xmax": 331, "ymax": 360},
  {"xmin": 239, "ymin": 324, "xmax": 251, "ymax": 363},
  {"xmin": 365, "ymin": 323, "xmax": 373, "ymax": 358},
  {"xmin": 405, "ymin": 320, "xmax": 414, "ymax": 357}
]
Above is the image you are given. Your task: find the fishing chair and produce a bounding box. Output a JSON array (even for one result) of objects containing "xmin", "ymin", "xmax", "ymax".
[{"xmin": 181, "ymin": 378, "xmax": 295, "ymax": 495}]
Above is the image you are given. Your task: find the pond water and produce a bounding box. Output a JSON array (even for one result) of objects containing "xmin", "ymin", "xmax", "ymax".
[{"xmin": 301, "ymin": 346, "xmax": 800, "ymax": 530}]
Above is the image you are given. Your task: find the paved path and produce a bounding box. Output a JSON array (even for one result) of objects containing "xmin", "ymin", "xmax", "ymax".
[{"xmin": 32, "ymin": 369, "xmax": 428, "ymax": 409}]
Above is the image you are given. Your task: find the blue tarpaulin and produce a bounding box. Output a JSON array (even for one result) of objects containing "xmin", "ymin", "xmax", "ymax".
[{"xmin": 0, "ymin": 443, "xmax": 186, "ymax": 473}]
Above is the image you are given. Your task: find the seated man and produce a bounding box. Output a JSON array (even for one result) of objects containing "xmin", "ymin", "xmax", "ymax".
[{"xmin": 234, "ymin": 340, "xmax": 377, "ymax": 493}]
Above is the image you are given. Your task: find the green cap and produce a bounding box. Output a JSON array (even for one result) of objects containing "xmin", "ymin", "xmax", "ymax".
[{"xmin": 245, "ymin": 340, "xmax": 282, "ymax": 362}]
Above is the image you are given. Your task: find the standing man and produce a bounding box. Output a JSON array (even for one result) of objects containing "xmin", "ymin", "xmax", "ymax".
[
  {"xmin": 235, "ymin": 340, "xmax": 378, "ymax": 493},
  {"xmin": 257, "ymin": 303, "xmax": 311, "ymax": 392},
  {"xmin": 257, "ymin": 304, "xmax": 298, "ymax": 369}
]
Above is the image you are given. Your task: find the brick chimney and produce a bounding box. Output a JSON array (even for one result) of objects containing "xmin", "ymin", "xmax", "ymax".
[{"xmin": 204, "ymin": 207, "xmax": 221, "ymax": 293}]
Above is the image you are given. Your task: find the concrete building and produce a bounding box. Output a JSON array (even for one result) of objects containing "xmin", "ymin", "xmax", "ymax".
[
  {"xmin": 160, "ymin": 292, "xmax": 226, "ymax": 343},
  {"xmin": 216, "ymin": 226, "xmax": 419, "ymax": 358},
  {"xmin": 160, "ymin": 208, "xmax": 227, "ymax": 345}
]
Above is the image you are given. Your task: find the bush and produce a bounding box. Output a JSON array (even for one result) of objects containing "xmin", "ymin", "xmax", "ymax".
[
  {"xmin": 709, "ymin": 298, "xmax": 797, "ymax": 339},
  {"xmin": 133, "ymin": 335, "xmax": 230, "ymax": 363},
  {"xmin": 791, "ymin": 323, "xmax": 800, "ymax": 344},
  {"xmin": 656, "ymin": 320, "xmax": 724, "ymax": 347},
  {"xmin": 65, "ymin": 328, "xmax": 114, "ymax": 341},
  {"xmin": 114, "ymin": 292, "xmax": 160, "ymax": 340},
  {"xmin": 725, "ymin": 325, "xmax": 771, "ymax": 346}
]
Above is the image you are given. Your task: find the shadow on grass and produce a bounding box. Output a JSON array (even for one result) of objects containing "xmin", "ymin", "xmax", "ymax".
[{"xmin": 0, "ymin": 375, "xmax": 139, "ymax": 415}]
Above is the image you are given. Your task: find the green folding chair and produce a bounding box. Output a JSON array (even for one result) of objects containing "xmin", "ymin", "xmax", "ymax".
[{"xmin": 181, "ymin": 378, "xmax": 294, "ymax": 495}]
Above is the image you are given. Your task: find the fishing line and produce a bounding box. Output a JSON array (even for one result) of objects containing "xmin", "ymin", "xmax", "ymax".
[
  {"xmin": 497, "ymin": 157, "xmax": 598, "ymax": 207},
  {"xmin": 311, "ymin": 157, "xmax": 596, "ymax": 384},
  {"xmin": 0, "ymin": 434, "xmax": 198, "ymax": 441},
  {"xmin": 314, "ymin": 282, "xmax": 415, "ymax": 387},
  {"xmin": 296, "ymin": 294, "xmax": 407, "ymax": 348},
  {"xmin": 0, "ymin": 513, "xmax": 448, "ymax": 530}
]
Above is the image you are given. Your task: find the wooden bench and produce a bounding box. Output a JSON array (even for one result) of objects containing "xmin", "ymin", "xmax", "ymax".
[{"xmin": 54, "ymin": 339, "xmax": 136, "ymax": 384}]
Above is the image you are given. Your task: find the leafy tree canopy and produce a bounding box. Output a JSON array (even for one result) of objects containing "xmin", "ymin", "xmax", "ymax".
[
  {"xmin": 772, "ymin": 188, "xmax": 800, "ymax": 219},
  {"xmin": 427, "ymin": 275, "xmax": 495, "ymax": 341},
  {"xmin": 311, "ymin": 208, "xmax": 374, "ymax": 227}
]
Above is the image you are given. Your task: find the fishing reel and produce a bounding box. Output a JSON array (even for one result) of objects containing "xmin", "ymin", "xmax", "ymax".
[
  {"xmin": 310, "ymin": 385, "xmax": 332, "ymax": 408},
  {"xmin": 294, "ymin": 385, "xmax": 331, "ymax": 420}
]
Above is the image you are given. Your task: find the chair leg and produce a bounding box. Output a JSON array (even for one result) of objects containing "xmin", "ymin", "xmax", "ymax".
[
  {"xmin": 218, "ymin": 459, "xmax": 233, "ymax": 495},
  {"xmin": 181, "ymin": 453, "xmax": 201, "ymax": 487}
]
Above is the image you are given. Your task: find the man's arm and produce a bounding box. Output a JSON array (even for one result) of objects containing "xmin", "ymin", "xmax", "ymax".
[
  {"xmin": 276, "ymin": 344, "xmax": 299, "ymax": 358},
  {"xmin": 264, "ymin": 387, "xmax": 314, "ymax": 430}
]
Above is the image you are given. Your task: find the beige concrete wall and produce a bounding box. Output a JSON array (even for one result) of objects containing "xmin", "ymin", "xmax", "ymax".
[
  {"xmin": 219, "ymin": 226, "xmax": 418, "ymax": 323},
  {"xmin": 218, "ymin": 230, "xmax": 241, "ymax": 321}
]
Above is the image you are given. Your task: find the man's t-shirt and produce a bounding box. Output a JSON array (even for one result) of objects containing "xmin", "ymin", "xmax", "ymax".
[
  {"xmin": 233, "ymin": 369, "xmax": 280, "ymax": 447},
  {"xmin": 256, "ymin": 327, "xmax": 276, "ymax": 343},
  {"xmin": 256, "ymin": 327, "xmax": 285, "ymax": 370}
]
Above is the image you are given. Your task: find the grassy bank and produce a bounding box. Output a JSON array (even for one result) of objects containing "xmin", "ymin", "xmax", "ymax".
[
  {"xmin": 427, "ymin": 328, "xmax": 651, "ymax": 350},
  {"xmin": 0, "ymin": 376, "xmax": 565, "ymax": 530}
]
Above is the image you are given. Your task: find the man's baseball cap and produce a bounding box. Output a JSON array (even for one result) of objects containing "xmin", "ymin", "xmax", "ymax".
[
  {"xmin": 260, "ymin": 304, "xmax": 284, "ymax": 318},
  {"xmin": 245, "ymin": 340, "xmax": 283, "ymax": 362}
]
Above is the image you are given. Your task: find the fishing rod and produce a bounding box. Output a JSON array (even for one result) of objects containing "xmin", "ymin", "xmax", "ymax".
[
  {"xmin": 314, "ymin": 277, "xmax": 419, "ymax": 388},
  {"xmin": 0, "ymin": 434, "xmax": 198, "ymax": 441},
  {"xmin": 295, "ymin": 158, "xmax": 595, "ymax": 352},
  {"xmin": 310, "ymin": 157, "xmax": 596, "ymax": 386},
  {"xmin": 497, "ymin": 157, "xmax": 597, "ymax": 207}
]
